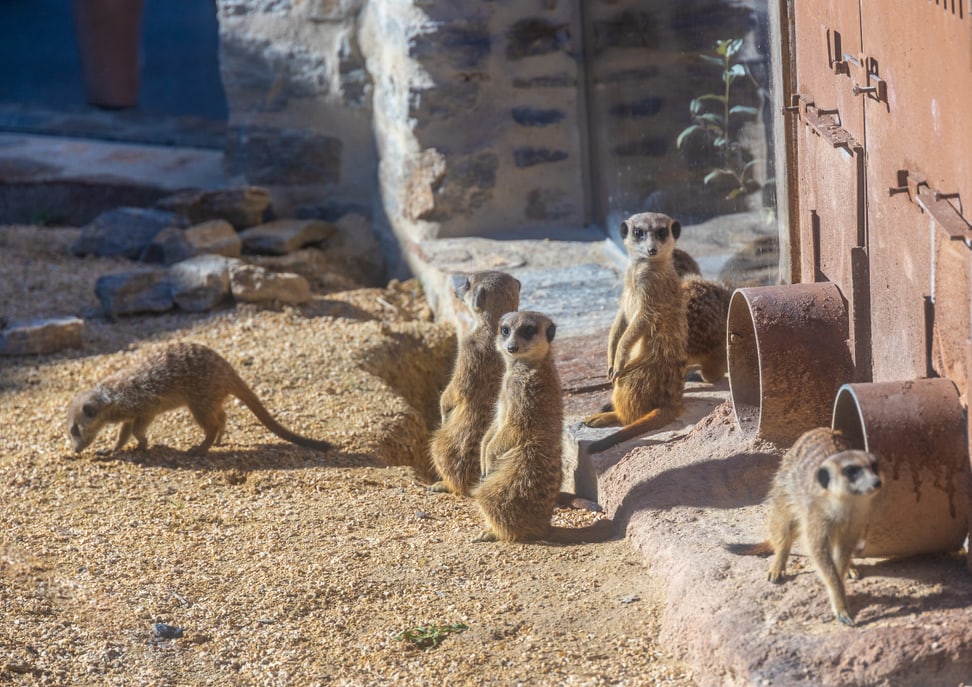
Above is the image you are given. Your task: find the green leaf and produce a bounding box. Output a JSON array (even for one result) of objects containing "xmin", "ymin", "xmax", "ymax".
[
  {"xmin": 676, "ymin": 124, "xmax": 704, "ymax": 148},
  {"xmin": 723, "ymin": 63, "xmax": 746, "ymax": 84},
  {"xmin": 729, "ymin": 105, "xmax": 759, "ymax": 118},
  {"xmin": 698, "ymin": 112, "xmax": 725, "ymax": 127},
  {"xmin": 725, "ymin": 187, "xmax": 744, "ymax": 200},
  {"xmin": 696, "ymin": 93, "xmax": 727, "ymax": 104},
  {"xmin": 704, "ymin": 169, "xmax": 736, "ymax": 185},
  {"xmin": 699, "ymin": 55, "xmax": 725, "ymax": 67},
  {"xmin": 725, "ymin": 38, "xmax": 744, "ymax": 58}
]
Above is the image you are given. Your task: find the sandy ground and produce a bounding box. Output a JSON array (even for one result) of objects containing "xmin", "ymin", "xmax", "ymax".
[{"xmin": 0, "ymin": 225, "xmax": 693, "ymax": 686}]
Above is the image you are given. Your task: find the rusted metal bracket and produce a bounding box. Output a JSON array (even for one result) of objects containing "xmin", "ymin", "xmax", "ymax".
[
  {"xmin": 788, "ymin": 93, "xmax": 863, "ymax": 153},
  {"xmin": 826, "ymin": 29, "xmax": 889, "ymax": 103},
  {"xmin": 888, "ymin": 170, "xmax": 972, "ymax": 241}
]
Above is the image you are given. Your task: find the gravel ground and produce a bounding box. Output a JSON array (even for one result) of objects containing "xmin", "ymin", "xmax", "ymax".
[{"xmin": 0, "ymin": 225, "xmax": 693, "ymax": 686}]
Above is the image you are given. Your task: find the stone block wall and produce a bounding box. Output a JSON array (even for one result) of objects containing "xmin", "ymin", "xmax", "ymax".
[{"xmin": 216, "ymin": 0, "xmax": 766, "ymax": 248}]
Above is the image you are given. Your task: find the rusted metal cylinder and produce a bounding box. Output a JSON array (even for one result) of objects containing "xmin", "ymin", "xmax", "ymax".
[
  {"xmin": 831, "ymin": 379, "xmax": 970, "ymax": 557},
  {"xmin": 727, "ymin": 282, "xmax": 854, "ymax": 444}
]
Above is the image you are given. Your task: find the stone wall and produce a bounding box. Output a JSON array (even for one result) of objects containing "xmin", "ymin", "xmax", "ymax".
[{"xmin": 216, "ymin": 0, "xmax": 766, "ymax": 251}]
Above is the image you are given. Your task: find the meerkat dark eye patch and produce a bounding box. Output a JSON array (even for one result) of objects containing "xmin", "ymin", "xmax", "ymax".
[
  {"xmin": 82, "ymin": 403, "xmax": 97, "ymax": 418},
  {"xmin": 633, "ymin": 228, "xmax": 645, "ymax": 240},
  {"xmin": 654, "ymin": 227, "xmax": 668, "ymax": 241},
  {"xmin": 842, "ymin": 465, "xmax": 862, "ymax": 480},
  {"xmin": 520, "ymin": 325, "xmax": 537, "ymax": 340},
  {"xmin": 500, "ymin": 325, "xmax": 511, "ymax": 337},
  {"xmin": 816, "ymin": 467, "xmax": 831, "ymax": 489}
]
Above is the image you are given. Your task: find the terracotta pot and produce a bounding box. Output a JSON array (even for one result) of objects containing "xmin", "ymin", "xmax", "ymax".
[{"xmin": 72, "ymin": 0, "xmax": 145, "ymax": 109}]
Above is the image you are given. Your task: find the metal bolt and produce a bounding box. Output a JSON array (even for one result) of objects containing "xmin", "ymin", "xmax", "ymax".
[{"xmin": 852, "ymin": 82, "xmax": 879, "ymax": 96}]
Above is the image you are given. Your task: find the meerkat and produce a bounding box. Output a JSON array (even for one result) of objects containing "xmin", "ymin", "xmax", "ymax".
[
  {"xmin": 583, "ymin": 212, "xmax": 688, "ymax": 453},
  {"xmin": 67, "ymin": 342, "xmax": 332, "ymax": 455},
  {"xmin": 428, "ymin": 270, "xmax": 521, "ymax": 496},
  {"xmin": 683, "ymin": 274, "xmax": 731, "ymax": 383},
  {"xmin": 673, "ymin": 248, "xmax": 701, "ymax": 279},
  {"xmin": 473, "ymin": 311, "xmax": 612, "ymax": 543},
  {"xmin": 726, "ymin": 427, "xmax": 883, "ymax": 626}
]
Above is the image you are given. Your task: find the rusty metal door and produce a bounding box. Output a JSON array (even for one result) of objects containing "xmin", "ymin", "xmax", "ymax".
[{"xmin": 789, "ymin": 0, "xmax": 972, "ymax": 396}]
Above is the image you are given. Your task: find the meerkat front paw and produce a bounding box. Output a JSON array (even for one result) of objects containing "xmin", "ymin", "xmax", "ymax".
[{"xmin": 473, "ymin": 529, "xmax": 498, "ymax": 543}]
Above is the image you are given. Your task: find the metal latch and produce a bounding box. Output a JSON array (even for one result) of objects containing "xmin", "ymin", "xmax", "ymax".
[
  {"xmin": 888, "ymin": 170, "xmax": 971, "ymax": 241},
  {"xmin": 786, "ymin": 93, "xmax": 863, "ymax": 153},
  {"xmin": 826, "ymin": 29, "xmax": 889, "ymax": 103}
]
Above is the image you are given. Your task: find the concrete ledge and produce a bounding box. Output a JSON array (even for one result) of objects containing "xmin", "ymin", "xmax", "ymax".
[{"xmin": 409, "ymin": 234, "xmax": 972, "ymax": 686}]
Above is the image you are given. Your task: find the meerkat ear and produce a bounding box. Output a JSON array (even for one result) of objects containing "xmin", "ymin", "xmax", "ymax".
[
  {"xmin": 473, "ymin": 284, "xmax": 487, "ymax": 310},
  {"xmin": 670, "ymin": 220, "xmax": 681, "ymax": 240},
  {"xmin": 545, "ymin": 323, "xmax": 557, "ymax": 343},
  {"xmin": 620, "ymin": 221, "xmax": 630, "ymax": 239},
  {"xmin": 816, "ymin": 467, "xmax": 831, "ymax": 489}
]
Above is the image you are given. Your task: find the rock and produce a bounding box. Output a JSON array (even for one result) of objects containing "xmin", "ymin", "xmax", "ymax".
[
  {"xmin": 152, "ymin": 623, "xmax": 184, "ymax": 640},
  {"xmin": 0, "ymin": 316, "xmax": 84, "ymax": 356},
  {"xmin": 143, "ymin": 220, "xmax": 244, "ymax": 265},
  {"xmin": 239, "ymin": 219, "xmax": 336, "ymax": 255},
  {"xmin": 185, "ymin": 220, "xmax": 242, "ymax": 258},
  {"xmin": 155, "ymin": 186, "xmax": 271, "ymax": 230},
  {"xmin": 229, "ymin": 264, "xmax": 312, "ymax": 305},
  {"xmin": 95, "ymin": 270, "xmax": 174, "ymax": 317},
  {"xmin": 72, "ymin": 207, "xmax": 183, "ymax": 259},
  {"xmin": 169, "ymin": 255, "xmax": 242, "ymax": 312}
]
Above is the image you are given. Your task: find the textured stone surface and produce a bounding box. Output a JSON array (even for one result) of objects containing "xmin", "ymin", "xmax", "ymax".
[
  {"xmin": 168, "ymin": 254, "xmax": 242, "ymax": 312},
  {"xmin": 156, "ymin": 186, "xmax": 271, "ymax": 230},
  {"xmin": 240, "ymin": 218, "xmax": 336, "ymax": 255},
  {"xmin": 229, "ymin": 263, "xmax": 312, "ymax": 304},
  {"xmin": 72, "ymin": 207, "xmax": 182, "ymax": 259},
  {"xmin": 185, "ymin": 220, "xmax": 243, "ymax": 258},
  {"xmin": 0, "ymin": 316, "xmax": 84, "ymax": 356},
  {"xmin": 95, "ymin": 270, "xmax": 174, "ymax": 317}
]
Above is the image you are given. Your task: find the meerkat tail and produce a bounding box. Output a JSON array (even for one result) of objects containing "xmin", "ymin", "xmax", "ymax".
[
  {"xmin": 232, "ymin": 382, "xmax": 332, "ymax": 451},
  {"xmin": 545, "ymin": 519, "xmax": 615, "ymax": 544},
  {"xmin": 724, "ymin": 541, "xmax": 774, "ymax": 557},
  {"xmin": 586, "ymin": 406, "xmax": 681, "ymax": 454}
]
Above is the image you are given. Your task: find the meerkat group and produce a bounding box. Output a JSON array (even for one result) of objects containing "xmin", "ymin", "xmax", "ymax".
[{"xmin": 64, "ymin": 211, "xmax": 883, "ymax": 625}]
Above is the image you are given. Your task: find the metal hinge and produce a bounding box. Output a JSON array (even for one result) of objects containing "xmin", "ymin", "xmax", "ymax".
[{"xmin": 888, "ymin": 170, "xmax": 971, "ymax": 241}]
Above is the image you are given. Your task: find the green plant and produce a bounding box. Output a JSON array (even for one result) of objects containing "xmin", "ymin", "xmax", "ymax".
[
  {"xmin": 394, "ymin": 622, "xmax": 468, "ymax": 650},
  {"xmin": 676, "ymin": 38, "xmax": 762, "ymax": 200}
]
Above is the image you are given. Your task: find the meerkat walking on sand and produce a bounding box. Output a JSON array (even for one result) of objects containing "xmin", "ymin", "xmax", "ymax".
[
  {"xmin": 584, "ymin": 212, "xmax": 687, "ymax": 453},
  {"xmin": 67, "ymin": 342, "xmax": 332, "ymax": 455},
  {"xmin": 474, "ymin": 311, "xmax": 612, "ymax": 543},
  {"xmin": 429, "ymin": 270, "xmax": 520, "ymax": 496},
  {"xmin": 726, "ymin": 428, "xmax": 883, "ymax": 625}
]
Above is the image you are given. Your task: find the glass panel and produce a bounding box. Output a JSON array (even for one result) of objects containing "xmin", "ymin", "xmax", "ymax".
[{"xmin": 582, "ymin": 0, "xmax": 780, "ymax": 287}]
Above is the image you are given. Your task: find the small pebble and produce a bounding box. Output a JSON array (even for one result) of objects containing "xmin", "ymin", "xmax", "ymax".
[
  {"xmin": 415, "ymin": 511, "xmax": 430, "ymax": 520},
  {"xmin": 153, "ymin": 623, "xmax": 184, "ymax": 639},
  {"xmin": 619, "ymin": 595, "xmax": 641, "ymax": 604}
]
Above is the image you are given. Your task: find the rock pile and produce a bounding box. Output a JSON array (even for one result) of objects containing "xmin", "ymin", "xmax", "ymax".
[{"xmin": 0, "ymin": 186, "xmax": 386, "ymax": 355}]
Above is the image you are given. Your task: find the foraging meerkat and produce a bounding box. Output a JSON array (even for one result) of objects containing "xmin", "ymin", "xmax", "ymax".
[
  {"xmin": 584, "ymin": 212, "xmax": 687, "ymax": 453},
  {"xmin": 473, "ymin": 311, "xmax": 612, "ymax": 543},
  {"xmin": 683, "ymin": 274, "xmax": 731, "ymax": 383},
  {"xmin": 726, "ymin": 428, "xmax": 883, "ymax": 626},
  {"xmin": 429, "ymin": 270, "xmax": 521, "ymax": 496},
  {"xmin": 67, "ymin": 342, "xmax": 332, "ymax": 455}
]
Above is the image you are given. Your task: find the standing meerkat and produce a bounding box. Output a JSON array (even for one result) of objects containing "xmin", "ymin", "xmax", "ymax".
[
  {"xmin": 683, "ymin": 274, "xmax": 731, "ymax": 383},
  {"xmin": 474, "ymin": 311, "xmax": 612, "ymax": 543},
  {"xmin": 429, "ymin": 270, "xmax": 521, "ymax": 496},
  {"xmin": 726, "ymin": 428, "xmax": 883, "ymax": 626},
  {"xmin": 584, "ymin": 212, "xmax": 687, "ymax": 453},
  {"xmin": 67, "ymin": 342, "xmax": 332, "ymax": 455}
]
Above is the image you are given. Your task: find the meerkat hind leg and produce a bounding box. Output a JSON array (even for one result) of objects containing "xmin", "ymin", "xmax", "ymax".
[
  {"xmin": 767, "ymin": 515, "xmax": 795, "ymax": 583},
  {"xmin": 131, "ymin": 416, "xmax": 152, "ymax": 450}
]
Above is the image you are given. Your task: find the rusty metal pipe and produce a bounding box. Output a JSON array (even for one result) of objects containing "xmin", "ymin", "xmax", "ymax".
[
  {"xmin": 831, "ymin": 379, "xmax": 970, "ymax": 557},
  {"xmin": 727, "ymin": 282, "xmax": 854, "ymax": 443}
]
